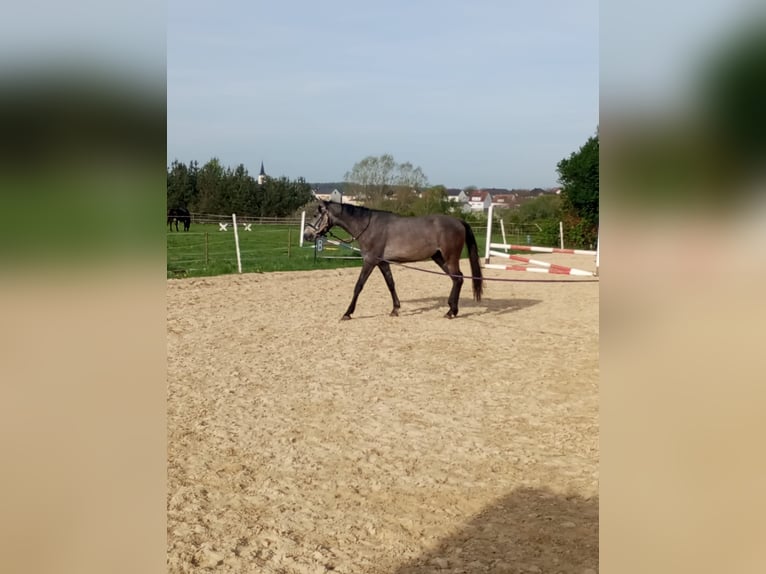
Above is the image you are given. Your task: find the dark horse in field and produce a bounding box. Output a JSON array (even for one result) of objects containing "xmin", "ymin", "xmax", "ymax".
[
  {"xmin": 167, "ymin": 207, "xmax": 191, "ymax": 232},
  {"xmin": 304, "ymin": 200, "xmax": 483, "ymax": 319}
]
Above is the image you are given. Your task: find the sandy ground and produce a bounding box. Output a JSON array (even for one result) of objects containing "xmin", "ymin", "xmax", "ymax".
[{"xmin": 167, "ymin": 254, "xmax": 599, "ymax": 574}]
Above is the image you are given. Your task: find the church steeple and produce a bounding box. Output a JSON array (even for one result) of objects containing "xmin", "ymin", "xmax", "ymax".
[{"xmin": 258, "ymin": 161, "xmax": 266, "ymax": 185}]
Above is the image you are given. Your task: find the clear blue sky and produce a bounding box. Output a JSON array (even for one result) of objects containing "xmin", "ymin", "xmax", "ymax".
[{"xmin": 168, "ymin": 0, "xmax": 598, "ymax": 189}]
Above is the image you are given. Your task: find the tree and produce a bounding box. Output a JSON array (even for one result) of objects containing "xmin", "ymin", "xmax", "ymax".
[
  {"xmin": 412, "ymin": 185, "xmax": 450, "ymax": 216},
  {"xmin": 228, "ymin": 163, "xmax": 257, "ymax": 216},
  {"xmin": 517, "ymin": 193, "xmax": 561, "ymax": 222},
  {"xmin": 556, "ymin": 133, "xmax": 599, "ymax": 247},
  {"xmin": 167, "ymin": 160, "xmax": 198, "ymax": 210},
  {"xmin": 396, "ymin": 161, "xmax": 429, "ymax": 190},
  {"xmin": 196, "ymin": 158, "xmax": 225, "ymax": 214},
  {"xmin": 260, "ymin": 176, "xmax": 313, "ymax": 218},
  {"xmin": 344, "ymin": 154, "xmax": 428, "ymax": 209},
  {"xmin": 344, "ymin": 154, "xmax": 397, "ymax": 207},
  {"xmin": 167, "ymin": 158, "xmax": 315, "ymax": 218}
]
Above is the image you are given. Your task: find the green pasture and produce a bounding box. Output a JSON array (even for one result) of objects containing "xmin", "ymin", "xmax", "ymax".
[
  {"xmin": 167, "ymin": 223, "xmax": 365, "ymax": 278},
  {"xmin": 166, "ymin": 220, "xmax": 557, "ymax": 279}
]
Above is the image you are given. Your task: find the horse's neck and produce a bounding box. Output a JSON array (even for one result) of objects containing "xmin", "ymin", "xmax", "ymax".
[{"xmin": 334, "ymin": 209, "xmax": 369, "ymax": 238}]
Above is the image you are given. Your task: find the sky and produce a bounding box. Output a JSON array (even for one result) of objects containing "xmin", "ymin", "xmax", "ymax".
[{"xmin": 167, "ymin": 0, "xmax": 598, "ymax": 189}]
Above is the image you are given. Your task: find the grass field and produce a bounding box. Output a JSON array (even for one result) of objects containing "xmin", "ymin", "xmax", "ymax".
[
  {"xmin": 166, "ymin": 223, "xmax": 366, "ymax": 278},
  {"xmin": 166, "ymin": 221, "xmax": 556, "ymax": 278}
]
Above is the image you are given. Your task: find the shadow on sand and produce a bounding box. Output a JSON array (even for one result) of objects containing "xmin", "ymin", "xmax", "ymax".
[
  {"xmin": 400, "ymin": 296, "xmax": 542, "ymax": 318},
  {"xmin": 394, "ymin": 486, "xmax": 598, "ymax": 573}
]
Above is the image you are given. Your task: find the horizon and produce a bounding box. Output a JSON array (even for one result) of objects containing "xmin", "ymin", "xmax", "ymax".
[{"xmin": 167, "ymin": 156, "xmax": 567, "ymax": 191}]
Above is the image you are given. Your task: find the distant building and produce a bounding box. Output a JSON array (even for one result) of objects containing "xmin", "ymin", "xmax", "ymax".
[
  {"xmin": 257, "ymin": 161, "xmax": 266, "ymax": 186},
  {"xmin": 467, "ymin": 190, "xmax": 493, "ymax": 212},
  {"xmin": 491, "ymin": 193, "xmax": 520, "ymax": 209},
  {"xmin": 445, "ymin": 188, "xmax": 469, "ymax": 204},
  {"xmin": 313, "ymin": 188, "xmax": 346, "ymax": 204}
]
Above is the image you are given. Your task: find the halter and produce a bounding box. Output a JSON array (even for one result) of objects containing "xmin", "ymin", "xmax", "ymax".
[
  {"xmin": 306, "ymin": 205, "xmax": 372, "ymax": 243},
  {"xmin": 305, "ymin": 210, "xmax": 331, "ymax": 237}
]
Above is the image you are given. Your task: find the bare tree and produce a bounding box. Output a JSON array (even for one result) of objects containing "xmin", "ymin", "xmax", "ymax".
[{"xmin": 344, "ymin": 154, "xmax": 428, "ymax": 208}]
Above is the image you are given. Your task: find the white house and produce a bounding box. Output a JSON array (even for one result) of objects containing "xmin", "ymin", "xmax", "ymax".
[
  {"xmin": 467, "ymin": 190, "xmax": 493, "ymax": 212},
  {"xmin": 446, "ymin": 188, "xmax": 469, "ymax": 204},
  {"xmin": 313, "ymin": 188, "xmax": 345, "ymax": 204}
]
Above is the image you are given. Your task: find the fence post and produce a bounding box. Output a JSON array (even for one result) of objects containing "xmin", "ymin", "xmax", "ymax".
[
  {"xmin": 499, "ymin": 218, "xmax": 508, "ymax": 252},
  {"xmin": 595, "ymin": 231, "xmax": 600, "ymax": 276},
  {"xmin": 559, "ymin": 221, "xmax": 564, "ymax": 249},
  {"xmin": 484, "ymin": 204, "xmax": 494, "ymax": 263},
  {"xmin": 299, "ymin": 211, "xmax": 306, "ymax": 247},
  {"xmin": 232, "ymin": 213, "xmax": 242, "ymax": 274}
]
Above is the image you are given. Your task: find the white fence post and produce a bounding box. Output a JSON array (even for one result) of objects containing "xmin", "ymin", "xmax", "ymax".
[
  {"xmin": 299, "ymin": 211, "xmax": 306, "ymax": 247},
  {"xmin": 499, "ymin": 218, "xmax": 508, "ymax": 253},
  {"xmin": 559, "ymin": 221, "xmax": 564, "ymax": 249},
  {"xmin": 595, "ymin": 231, "xmax": 600, "ymax": 276},
  {"xmin": 232, "ymin": 213, "xmax": 242, "ymax": 274},
  {"xmin": 484, "ymin": 204, "xmax": 494, "ymax": 263}
]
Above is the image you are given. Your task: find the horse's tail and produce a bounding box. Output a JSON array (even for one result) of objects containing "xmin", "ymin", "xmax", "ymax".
[{"xmin": 462, "ymin": 221, "xmax": 483, "ymax": 302}]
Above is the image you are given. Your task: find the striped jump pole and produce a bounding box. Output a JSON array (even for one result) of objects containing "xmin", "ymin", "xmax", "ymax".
[
  {"xmin": 487, "ymin": 250, "xmax": 595, "ymax": 277},
  {"xmin": 494, "ymin": 244, "xmax": 597, "ymax": 256},
  {"xmin": 484, "ymin": 263, "xmax": 594, "ymax": 276}
]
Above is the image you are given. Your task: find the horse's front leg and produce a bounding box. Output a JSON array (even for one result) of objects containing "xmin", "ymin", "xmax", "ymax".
[
  {"xmin": 342, "ymin": 261, "xmax": 376, "ymax": 320},
  {"xmin": 377, "ymin": 261, "xmax": 401, "ymax": 317}
]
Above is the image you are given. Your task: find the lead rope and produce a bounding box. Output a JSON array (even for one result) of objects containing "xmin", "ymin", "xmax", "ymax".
[{"xmin": 383, "ymin": 259, "xmax": 599, "ymax": 284}]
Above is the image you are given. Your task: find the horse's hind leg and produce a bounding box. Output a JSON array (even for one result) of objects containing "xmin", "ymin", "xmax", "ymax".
[
  {"xmin": 377, "ymin": 261, "xmax": 401, "ymax": 316},
  {"xmin": 432, "ymin": 252, "xmax": 463, "ymax": 318}
]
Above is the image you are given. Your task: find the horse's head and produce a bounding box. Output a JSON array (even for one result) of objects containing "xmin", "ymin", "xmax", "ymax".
[{"xmin": 303, "ymin": 201, "xmax": 334, "ymax": 242}]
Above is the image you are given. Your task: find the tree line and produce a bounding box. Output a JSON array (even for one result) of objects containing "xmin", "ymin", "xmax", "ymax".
[
  {"xmin": 168, "ymin": 132, "xmax": 598, "ymax": 247},
  {"xmin": 167, "ymin": 158, "xmax": 314, "ymax": 218}
]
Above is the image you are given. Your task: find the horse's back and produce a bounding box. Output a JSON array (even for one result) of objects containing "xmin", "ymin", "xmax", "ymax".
[{"xmin": 377, "ymin": 213, "xmax": 466, "ymax": 262}]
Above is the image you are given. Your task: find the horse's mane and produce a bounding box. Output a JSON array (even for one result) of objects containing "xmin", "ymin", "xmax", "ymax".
[{"xmin": 328, "ymin": 201, "xmax": 392, "ymax": 217}]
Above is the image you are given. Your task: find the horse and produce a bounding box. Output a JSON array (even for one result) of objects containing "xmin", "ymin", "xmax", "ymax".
[
  {"xmin": 167, "ymin": 207, "xmax": 191, "ymax": 232},
  {"xmin": 303, "ymin": 200, "xmax": 483, "ymax": 320}
]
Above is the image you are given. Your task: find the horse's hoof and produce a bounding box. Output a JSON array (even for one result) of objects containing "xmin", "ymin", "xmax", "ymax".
[
  {"xmin": 390, "ymin": 309, "xmax": 399, "ymax": 317},
  {"xmin": 444, "ymin": 311, "xmax": 457, "ymax": 319},
  {"xmin": 341, "ymin": 315, "xmax": 352, "ymax": 321}
]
